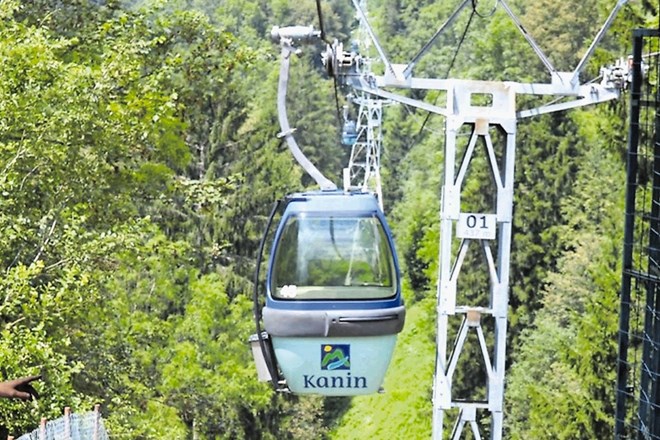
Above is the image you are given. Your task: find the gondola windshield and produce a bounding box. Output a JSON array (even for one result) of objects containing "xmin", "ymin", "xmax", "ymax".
[{"xmin": 271, "ymin": 213, "xmax": 396, "ymax": 300}]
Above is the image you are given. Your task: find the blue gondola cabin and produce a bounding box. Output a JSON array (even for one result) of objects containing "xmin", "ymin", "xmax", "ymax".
[{"xmin": 261, "ymin": 191, "xmax": 405, "ymax": 396}]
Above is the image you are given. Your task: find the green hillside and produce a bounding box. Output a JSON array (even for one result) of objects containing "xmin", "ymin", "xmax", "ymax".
[{"xmin": 330, "ymin": 297, "xmax": 435, "ymax": 439}]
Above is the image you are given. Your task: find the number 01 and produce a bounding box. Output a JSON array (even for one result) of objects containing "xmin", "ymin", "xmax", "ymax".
[
  {"xmin": 456, "ymin": 213, "xmax": 496, "ymax": 240},
  {"xmin": 466, "ymin": 215, "xmax": 487, "ymax": 229}
]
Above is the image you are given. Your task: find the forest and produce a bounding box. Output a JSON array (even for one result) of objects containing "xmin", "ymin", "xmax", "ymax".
[{"xmin": 0, "ymin": 0, "xmax": 656, "ymax": 438}]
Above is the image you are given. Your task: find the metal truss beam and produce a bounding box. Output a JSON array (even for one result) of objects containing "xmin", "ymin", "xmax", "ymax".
[{"xmin": 431, "ymin": 82, "xmax": 515, "ymax": 439}]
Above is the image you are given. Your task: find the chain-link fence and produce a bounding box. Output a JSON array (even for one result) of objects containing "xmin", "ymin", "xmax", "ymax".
[
  {"xmin": 615, "ymin": 28, "xmax": 660, "ymax": 440},
  {"xmin": 12, "ymin": 407, "xmax": 109, "ymax": 440}
]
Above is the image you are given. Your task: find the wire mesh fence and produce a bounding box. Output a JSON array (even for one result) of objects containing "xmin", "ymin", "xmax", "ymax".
[
  {"xmin": 615, "ymin": 28, "xmax": 660, "ymax": 440},
  {"xmin": 12, "ymin": 406, "xmax": 109, "ymax": 440}
]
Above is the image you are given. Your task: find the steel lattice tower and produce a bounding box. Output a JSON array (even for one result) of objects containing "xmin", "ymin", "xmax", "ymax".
[{"xmin": 343, "ymin": 93, "xmax": 390, "ymax": 210}]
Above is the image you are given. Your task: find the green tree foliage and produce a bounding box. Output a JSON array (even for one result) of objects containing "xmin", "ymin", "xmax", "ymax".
[
  {"xmin": 0, "ymin": 0, "xmax": 656, "ymax": 438},
  {"xmin": 0, "ymin": 3, "xmax": 149, "ymax": 436},
  {"xmin": 0, "ymin": 0, "xmax": 359, "ymax": 437},
  {"xmin": 83, "ymin": 229, "xmax": 273, "ymax": 438},
  {"xmin": 0, "ymin": 1, "xmax": 270, "ymax": 437},
  {"xmin": 506, "ymin": 137, "xmax": 624, "ymax": 438},
  {"xmin": 389, "ymin": 133, "xmax": 441, "ymax": 297}
]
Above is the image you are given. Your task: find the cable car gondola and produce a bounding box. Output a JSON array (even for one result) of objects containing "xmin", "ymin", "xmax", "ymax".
[
  {"xmin": 252, "ymin": 190, "xmax": 405, "ymax": 396},
  {"xmin": 341, "ymin": 119, "xmax": 358, "ymax": 146},
  {"xmin": 250, "ymin": 26, "xmax": 404, "ymax": 396}
]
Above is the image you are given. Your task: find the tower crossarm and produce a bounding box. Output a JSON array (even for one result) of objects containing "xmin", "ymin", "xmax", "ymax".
[{"xmin": 347, "ymin": 75, "xmax": 622, "ymax": 119}]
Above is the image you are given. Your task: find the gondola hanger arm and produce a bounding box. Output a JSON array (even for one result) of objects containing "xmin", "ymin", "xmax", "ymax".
[{"xmin": 272, "ymin": 26, "xmax": 337, "ymax": 191}]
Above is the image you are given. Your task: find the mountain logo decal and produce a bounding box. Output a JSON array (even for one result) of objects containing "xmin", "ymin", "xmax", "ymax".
[{"xmin": 321, "ymin": 344, "xmax": 350, "ymax": 370}]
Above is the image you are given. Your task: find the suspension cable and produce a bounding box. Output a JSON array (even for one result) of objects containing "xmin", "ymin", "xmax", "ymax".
[
  {"xmin": 315, "ymin": 0, "xmax": 331, "ymax": 44},
  {"xmin": 472, "ymin": 0, "xmax": 499, "ymax": 19},
  {"xmin": 333, "ymin": 77, "xmax": 343, "ymax": 124},
  {"xmin": 315, "ymin": 0, "xmax": 343, "ymax": 129},
  {"xmin": 414, "ymin": 7, "xmax": 476, "ymax": 141}
]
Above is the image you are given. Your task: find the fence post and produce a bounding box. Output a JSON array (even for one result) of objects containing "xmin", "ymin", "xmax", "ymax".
[
  {"xmin": 64, "ymin": 407, "xmax": 71, "ymax": 440},
  {"xmin": 39, "ymin": 417, "xmax": 46, "ymax": 440},
  {"xmin": 93, "ymin": 404, "xmax": 100, "ymax": 440}
]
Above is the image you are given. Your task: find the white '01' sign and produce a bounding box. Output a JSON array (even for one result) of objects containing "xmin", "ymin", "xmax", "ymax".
[{"xmin": 456, "ymin": 213, "xmax": 497, "ymax": 240}]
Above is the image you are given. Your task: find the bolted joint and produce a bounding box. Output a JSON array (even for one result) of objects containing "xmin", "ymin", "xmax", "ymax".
[{"xmin": 466, "ymin": 309, "xmax": 481, "ymax": 327}]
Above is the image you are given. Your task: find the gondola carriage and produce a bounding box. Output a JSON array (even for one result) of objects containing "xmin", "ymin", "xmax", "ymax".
[
  {"xmin": 251, "ymin": 190, "xmax": 405, "ymax": 396},
  {"xmin": 250, "ymin": 25, "xmax": 405, "ymax": 396}
]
